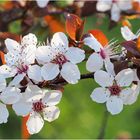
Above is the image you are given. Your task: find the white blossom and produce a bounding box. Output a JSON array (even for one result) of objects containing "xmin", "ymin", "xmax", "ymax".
[
  {"xmin": 12, "ymin": 85, "xmax": 62, "ymax": 134},
  {"xmin": 36, "ymin": 32, "xmax": 85, "ymax": 84}
]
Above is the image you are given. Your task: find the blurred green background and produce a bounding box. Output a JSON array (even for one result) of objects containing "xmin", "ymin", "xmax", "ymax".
[{"xmin": 0, "ymin": 1, "xmax": 140, "ymax": 139}]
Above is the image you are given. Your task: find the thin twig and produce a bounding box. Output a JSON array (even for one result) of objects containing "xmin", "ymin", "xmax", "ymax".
[{"xmin": 97, "ymin": 109, "xmax": 109, "ymax": 139}]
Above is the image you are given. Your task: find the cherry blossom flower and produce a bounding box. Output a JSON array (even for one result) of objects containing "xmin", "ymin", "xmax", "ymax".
[
  {"xmin": 36, "ymin": 0, "xmax": 50, "ymax": 8},
  {"xmin": 36, "ymin": 32, "xmax": 85, "ymax": 84},
  {"xmin": 96, "ymin": 0, "xmax": 132, "ymax": 22},
  {"xmin": 0, "ymin": 76, "xmax": 21, "ymax": 124},
  {"xmin": 121, "ymin": 26, "xmax": 140, "ymax": 41},
  {"xmin": 90, "ymin": 68, "xmax": 134, "ymax": 115},
  {"xmin": 0, "ymin": 33, "xmax": 42, "ymax": 86},
  {"xmin": 84, "ymin": 34, "xmax": 117, "ymax": 75},
  {"xmin": 12, "ymin": 85, "xmax": 62, "ymax": 134}
]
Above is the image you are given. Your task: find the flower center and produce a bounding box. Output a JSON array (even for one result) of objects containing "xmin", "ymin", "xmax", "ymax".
[
  {"xmin": 112, "ymin": 0, "xmax": 117, "ymax": 3},
  {"xmin": 99, "ymin": 49, "xmax": 106, "ymax": 59},
  {"xmin": 109, "ymin": 85, "xmax": 121, "ymax": 96},
  {"xmin": 17, "ymin": 64, "xmax": 28, "ymax": 74},
  {"xmin": 52, "ymin": 54, "xmax": 68, "ymax": 66},
  {"xmin": 32, "ymin": 100, "xmax": 45, "ymax": 113}
]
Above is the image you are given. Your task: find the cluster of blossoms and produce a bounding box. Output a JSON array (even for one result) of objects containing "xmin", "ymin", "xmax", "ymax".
[{"xmin": 0, "ymin": 24, "xmax": 140, "ymax": 134}]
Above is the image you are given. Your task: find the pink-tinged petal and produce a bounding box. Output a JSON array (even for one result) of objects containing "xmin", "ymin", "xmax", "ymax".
[
  {"xmin": 104, "ymin": 58, "xmax": 115, "ymax": 76},
  {"xmin": 12, "ymin": 98, "xmax": 32, "ymax": 116},
  {"xmin": 60, "ymin": 62, "xmax": 80, "ymax": 84},
  {"xmin": 91, "ymin": 87, "xmax": 110, "ymax": 103},
  {"xmin": 41, "ymin": 63, "xmax": 59, "ymax": 81},
  {"xmin": 121, "ymin": 26, "xmax": 136, "ymax": 41},
  {"xmin": 51, "ymin": 32, "xmax": 68, "ymax": 54},
  {"xmin": 86, "ymin": 53, "xmax": 103, "ymax": 72},
  {"xmin": 26, "ymin": 112, "xmax": 44, "ymax": 134},
  {"xmin": 83, "ymin": 34, "xmax": 103, "ymax": 52},
  {"xmin": 42, "ymin": 90, "xmax": 62, "ymax": 106},
  {"xmin": 43, "ymin": 106, "xmax": 60, "ymax": 122},
  {"xmin": 21, "ymin": 33, "xmax": 37, "ymax": 47},
  {"xmin": 65, "ymin": 47, "xmax": 85, "ymax": 64},
  {"xmin": 36, "ymin": 0, "xmax": 49, "ymax": 8},
  {"xmin": 28, "ymin": 65, "xmax": 42, "ymax": 82},
  {"xmin": 9, "ymin": 73, "xmax": 25, "ymax": 86},
  {"xmin": 111, "ymin": 3, "xmax": 120, "ymax": 22},
  {"xmin": 0, "ymin": 76, "xmax": 6, "ymax": 92},
  {"xmin": 0, "ymin": 103, "xmax": 9, "ymax": 124},
  {"xmin": 5, "ymin": 38, "xmax": 20, "ymax": 52},
  {"xmin": 106, "ymin": 96, "xmax": 123, "ymax": 115},
  {"xmin": 96, "ymin": 0, "xmax": 112, "ymax": 12},
  {"xmin": 0, "ymin": 87, "xmax": 21, "ymax": 104},
  {"xmin": 36, "ymin": 46, "xmax": 53, "ymax": 63},
  {"xmin": 94, "ymin": 70, "xmax": 114, "ymax": 87},
  {"xmin": 115, "ymin": 68, "xmax": 133, "ymax": 87}
]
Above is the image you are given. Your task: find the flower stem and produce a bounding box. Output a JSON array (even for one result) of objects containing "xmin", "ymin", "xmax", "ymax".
[{"xmin": 97, "ymin": 109, "xmax": 109, "ymax": 139}]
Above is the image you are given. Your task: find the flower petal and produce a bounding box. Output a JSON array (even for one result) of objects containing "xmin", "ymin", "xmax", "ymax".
[
  {"xmin": 51, "ymin": 32, "xmax": 68, "ymax": 54},
  {"xmin": 106, "ymin": 96, "xmax": 123, "ymax": 115},
  {"xmin": 121, "ymin": 26, "xmax": 136, "ymax": 41},
  {"xmin": 83, "ymin": 34, "xmax": 103, "ymax": 52},
  {"xmin": 115, "ymin": 68, "xmax": 133, "ymax": 87},
  {"xmin": 28, "ymin": 65, "xmax": 42, "ymax": 82},
  {"xmin": 0, "ymin": 76, "xmax": 6, "ymax": 92},
  {"xmin": 12, "ymin": 99, "xmax": 32, "ymax": 116},
  {"xmin": 65, "ymin": 47, "xmax": 85, "ymax": 64},
  {"xmin": 90, "ymin": 87, "xmax": 110, "ymax": 103},
  {"xmin": 36, "ymin": 0, "xmax": 49, "ymax": 8},
  {"xmin": 36, "ymin": 45, "xmax": 53, "ymax": 63},
  {"xmin": 0, "ymin": 103, "xmax": 9, "ymax": 124},
  {"xmin": 5, "ymin": 38, "xmax": 20, "ymax": 52},
  {"xmin": 61, "ymin": 62, "xmax": 80, "ymax": 84},
  {"xmin": 42, "ymin": 90, "xmax": 62, "ymax": 106},
  {"xmin": 94, "ymin": 70, "xmax": 114, "ymax": 87},
  {"xmin": 111, "ymin": 3, "xmax": 120, "ymax": 22},
  {"xmin": 86, "ymin": 53, "xmax": 103, "ymax": 72},
  {"xmin": 117, "ymin": 0, "xmax": 132, "ymax": 10},
  {"xmin": 0, "ymin": 87, "xmax": 21, "ymax": 104},
  {"xmin": 41, "ymin": 63, "xmax": 60, "ymax": 81},
  {"xmin": 26, "ymin": 112, "xmax": 44, "ymax": 134},
  {"xmin": 43, "ymin": 106, "xmax": 60, "ymax": 122}
]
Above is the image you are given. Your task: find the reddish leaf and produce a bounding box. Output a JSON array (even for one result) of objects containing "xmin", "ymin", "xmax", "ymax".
[
  {"xmin": 121, "ymin": 41, "xmax": 140, "ymax": 58},
  {"xmin": 65, "ymin": 13, "xmax": 85, "ymax": 41}
]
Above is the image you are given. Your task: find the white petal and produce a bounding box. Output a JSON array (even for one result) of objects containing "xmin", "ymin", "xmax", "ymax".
[
  {"xmin": 106, "ymin": 96, "xmax": 123, "ymax": 115},
  {"xmin": 0, "ymin": 103, "xmax": 9, "ymax": 124},
  {"xmin": 0, "ymin": 65, "xmax": 16, "ymax": 78},
  {"xmin": 86, "ymin": 53, "xmax": 103, "ymax": 72},
  {"xmin": 36, "ymin": 45, "xmax": 53, "ymax": 63},
  {"xmin": 119, "ymin": 88, "xmax": 133, "ymax": 105},
  {"xmin": 65, "ymin": 47, "xmax": 85, "ymax": 64},
  {"xmin": 104, "ymin": 58, "xmax": 115, "ymax": 76},
  {"xmin": 117, "ymin": 0, "xmax": 132, "ymax": 10},
  {"xmin": 96, "ymin": 0, "xmax": 112, "ymax": 12},
  {"xmin": 0, "ymin": 76, "xmax": 6, "ymax": 92},
  {"xmin": 41, "ymin": 63, "xmax": 59, "ymax": 81},
  {"xmin": 60, "ymin": 62, "xmax": 80, "ymax": 84},
  {"xmin": 115, "ymin": 68, "xmax": 133, "ymax": 87},
  {"xmin": 26, "ymin": 112, "xmax": 44, "ymax": 134},
  {"xmin": 0, "ymin": 87, "xmax": 21, "ymax": 104},
  {"xmin": 83, "ymin": 34, "xmax": 103, "ymax": 52},
  {"xmin": 90, "ymin": 87, "xmax": 110, "ymax": 103},
  {"xmin": 36, "ymin": 0, "xmax": 49, "ymax": 8},
  {"xmin": 51, "ymin": 32, "xmax": 68, "ymax": 54},
  {"xmin": 94, "ymin": 70, "xmax": 114, "ymax": 87},
  {"xmin": 133, "ymin": 69, "xmax": 139, "ymax": 81},
  {"xmin": 42, "ymin": 90, "xmax": 62, "ymax": 106},
  {"xmin": 43, "ymin": 106, "xmax": 60, "ymax": 122},
  {"xmin": 121, "ymin": 26, "xmax": 137, "ymax": 41},
  {"xmin": 21, "ymin": 33, "xmax": 37, "ymax": 47},
  {"xmin": 24, "ymin": 85, "xmax": 44, "ymax": 102},
  {"xmin": 111, "ymin": 4, "xmax": 120, "ymax": 22},
  {"xmin": 12, "ymin": 99, "xmax": 32, "ymax": 116},
  {"xmin": 28, "ymin": 65, "xmax": 42, "ymax": 82},
  {"xmin": 5, "ymin": 38, "xmax": 20, "ymax": 52},
  {"xmin": 9, "ymin": 73, "xmax": 25, "ymax": 86}
]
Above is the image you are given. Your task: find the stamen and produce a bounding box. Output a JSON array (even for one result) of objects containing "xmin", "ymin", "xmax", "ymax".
[{"xmin": 109, "ymin": 85, "xmax": 121, "ymax": 96}]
